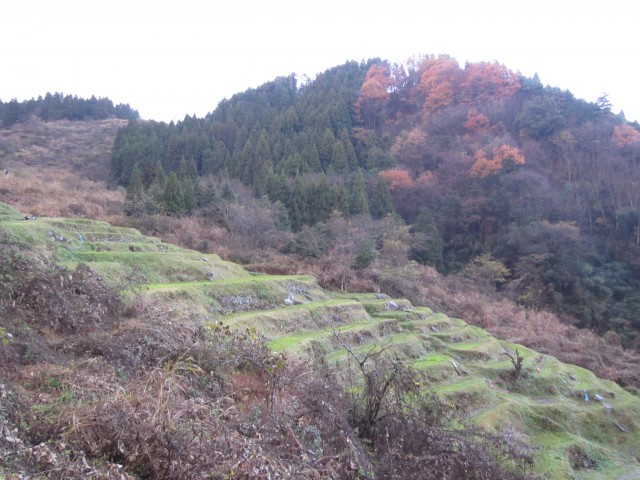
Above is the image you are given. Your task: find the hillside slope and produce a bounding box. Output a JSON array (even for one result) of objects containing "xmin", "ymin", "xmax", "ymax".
[
  {"xmin": 109, "ymin": 58, "xmax": 640, "ymax": 348},
  {"xmin": 0, "ymin": 202, "xmax": 639, "ymax": 479},
  {"xmin": 0, "ymin": 117, "xmax": 126, "ymax": 219}
]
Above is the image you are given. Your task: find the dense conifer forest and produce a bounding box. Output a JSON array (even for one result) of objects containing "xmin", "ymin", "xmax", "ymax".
[{"xmin": 0, "ymin": 92, "xmax": 139, "ymax": 126}]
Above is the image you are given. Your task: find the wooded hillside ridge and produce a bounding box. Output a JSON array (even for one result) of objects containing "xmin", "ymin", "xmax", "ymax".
[
  {"xmin": 108, "ymin": 55, "xmax": 640, "ymax": 350},
  {"xmin": 0, "ymin": 92, "xmax": 138, "ymax": 127}
]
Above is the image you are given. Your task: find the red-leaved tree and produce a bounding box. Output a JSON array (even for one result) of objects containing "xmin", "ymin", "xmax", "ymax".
[
  {"xmin": 460, "ymin": 62, "xmax": 521, "ymax": 105},
  {"xmin": 417, "ymin": 55, "xmax": 462, "ymax": 113},
  {"xmin": 355, "ymin": 64, "xmax": 396, "ymax": 130},
  {"xmin": 471, "ymin": 145, "xmax": 525, "ymax": 178},
  {"xmin": 379, "ymin": 168, "xmax": 414, "ymax": 191}
]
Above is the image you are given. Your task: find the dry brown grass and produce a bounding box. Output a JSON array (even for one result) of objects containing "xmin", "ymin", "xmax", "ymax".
[
  {"xmin": 124, "ymin": 214, "xmax": 229, "ymax": 254},
  {"xmin": 0, "ymin": 167, "xmax": 126, "ymax": 219},
  {"xmin": 1, "ymin": 304, "xmax": 373, "ymax": 479},
  {"xmin": 0, "ymin": 116, "xmax": 126, "ymax": 180},
  {"xmin": 0, "ymin": 117, "xmax": 127, "ymax": 220}
]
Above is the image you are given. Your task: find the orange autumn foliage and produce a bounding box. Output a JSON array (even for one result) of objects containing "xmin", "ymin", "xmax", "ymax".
[
  {"xmin": 470, "ymin": 145, "xmax": 525, "ymax": 177},
  {"xmin": 460, "ymin": 62, "xmax": 521, "ymax": 104},
  {"xmin": 464, "ymin": 109, "xmax": 491, "ymax": 132},
  {"xmin": 379, "ymin": 168, "xmax": 413, "ymax": 191},
  {"xmin": 612, "ymin": 124, "xmax": 640, "ymax": 148},
  {"xmin": 359, "ymin": 64, "xmax": 395, "ymax": 100},
  {"xmin": 417, "ymin": 55, "xmax": 461, "ymax": 113},
  {"xmin": 355, "ymin": 64, "xmax": 396, "ymax": 129}
]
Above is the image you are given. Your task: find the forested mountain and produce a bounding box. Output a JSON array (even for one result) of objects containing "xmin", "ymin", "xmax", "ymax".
[
  {"xmin": 0, "ymin": 92, "xmax": 139, "ymax": 126},
  {"xmin": 109, "ymin": 56, "xmax": 640, "ymax": 348},
  {"xmin": 110, "ymin": 61, "xmax": 384, "ymax": 227}
]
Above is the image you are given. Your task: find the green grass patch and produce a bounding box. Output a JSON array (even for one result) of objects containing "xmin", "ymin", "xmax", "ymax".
[
  {"xmin": 0, "ymin": 202, "xmax": 24, "ymax": 219},
  {"xmin": 208, "ymin": 299, "xmax": 369, "ymax": 342},
  {"xmin": 432, "ymin": 376, "xmax": 495, "ymax": 413},
  {"xmin": 398, "ymin": 313, "xmax": 464, "ymax": 331},
  {"xmin": 59, "ymin": 252, "xmax": 249, "ymax": 287},
  {"xmin": 267, "ymin": 316, "xmax": 401, "ymax": 354},
  {"xmin": 360, "ymin": 298, "xmax": 413, "ymax": 315},
  {"xmin": 78, "ymin": 240, "xmax": 184, "ymax": 253},
  {"xmin": 446, "ymin": 337, "xmax": 504, "ymax": 360},
  {"xmin": 145, "ymin": 274, "xmax": 315, "ymax": 291},
  {"xmin": 412, "ymin": 353, "xmax": 452, "ymax": 369}
]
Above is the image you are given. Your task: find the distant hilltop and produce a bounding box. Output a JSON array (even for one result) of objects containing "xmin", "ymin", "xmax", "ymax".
[{"xmin": 0, "ymin": 92, "xmax": 138, "ymax": 127}]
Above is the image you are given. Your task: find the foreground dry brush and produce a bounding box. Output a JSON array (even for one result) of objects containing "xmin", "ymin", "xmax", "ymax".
[{"xmin": 0, "ymin": 237, "xmax": 528, "ymax": 478}]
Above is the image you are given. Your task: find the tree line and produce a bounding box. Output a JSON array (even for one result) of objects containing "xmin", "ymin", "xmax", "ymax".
[{"xmin": 0, "ymin": 92, "xmax": 139, "ymax": 127}]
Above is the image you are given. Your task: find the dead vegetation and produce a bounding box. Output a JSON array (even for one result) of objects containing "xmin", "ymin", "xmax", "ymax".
[
  {"xmin": 0, "ymin": 116, "xmax": 126, "ymax": 180},
  {"xmin": 0, "ymin": 117, "xmax": 127, "ymax": 219},
  {"xmin": 0, "ymin": 234, "xmax": 529, "ymax": 478}
]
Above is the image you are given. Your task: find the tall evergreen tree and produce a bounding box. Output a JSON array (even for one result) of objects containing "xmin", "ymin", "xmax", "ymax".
[
  {"xmin": 178, "ymin": 156, "xmax": 198, "ymax": 179},
  {"xmin": 201, "ymin": 149, "xmax": 214, "ymax": 176},
  {"xmin": 163, "ymin": 172, "xmax": 185, "ymax": 216},
  {"xmin": 331, "ymin": 181, "xmax": 350, "ymax": 217},
  {"xmin": 329, "ymin": 141, "xmax": 349, "ymax": 174},
  {"xmin": 165, "ymin": 135, "xmax": 182, "ymax": 173},
  {"xmin": 148, "ymin": 162, "xmax": 167, "ymax": 211},
  {"xmin": 211, "ymin": 142, "xmax": 228, "ymax": 172},
  {"xmin": 349, "ymin": 170, "xmax": 370, "ymax": 216},
  {"xmin": 340, "ymin": 129, "xmax": 358, "ymax": 171},
  {"xmin": 2, "ymin": 99, "xmax": 23, "ymax": 126},
  {"xmin": 320, "ymin": 128, "xmax": 336, "ymax": 171},
  {"xmin": 290, "ymin": 175, "xmax": 310, "ymax": 230},
  {"xmin": 252, "ymin": 132, "xmax": 273, "ymax": 190},
  {"xmin": 279, "ymin": 152, "xmax": 305, "ymax": 177},
  {"xmin": 370, "ymin": 175, "xmax": 394, "ymax": 218},
  {"xmin": 196, "ymin": 176, "xmax": 219, "ymax": 208},
  {"xmin": 253, "ymin": 160, "xmax": 273, "ymax": 196},
  {"xmin": 182, "ymin": 177, "xmax": 197, "ymax": 214},
  {"xmin": 141, "ymin": 158, "xmax": 156, "ymax": 189},
  {"xmin": 221, "ymin": 181, "xmax": 236, "ymax": 202},
  {"xmin": 283, "ymin": 138, "xmax": 296, "ymax": 158},
  {"xmin": 239, "ymin": 139, "xmax": 255, "ymax": 184},
  {"xmin": 313, "ymin": 174, "xmax": 332, "ymax": 223},
  {"xmin": 265, "ymin": 169, "xmax": 291, "ymax": 205},
  {"xmin": 410, "ymin": 208, "xmax": 443, "ymax": 268},
  {"xmin": 307, "ymin": 143, "xmax": 321, "ymax": 171},
  {"xmin": 229, "ymin": 150, "xmax": 243, "ymax": 179},
  {"xmin": 254, "ymin": 132, "xmax": 273, "ymax": 168}
]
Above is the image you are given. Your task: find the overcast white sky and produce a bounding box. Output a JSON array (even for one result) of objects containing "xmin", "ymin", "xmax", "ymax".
[{"xmin": 2, "ymin": 0, "xmax": 639, "ymax": 122}]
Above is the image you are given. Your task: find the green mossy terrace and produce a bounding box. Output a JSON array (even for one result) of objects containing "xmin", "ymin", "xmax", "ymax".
[{"xmin": 1, "ymin": 203, "xmax": 639, "ymax": 479}]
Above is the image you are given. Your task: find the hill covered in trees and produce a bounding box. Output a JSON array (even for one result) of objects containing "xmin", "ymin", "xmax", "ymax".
[
  {"xmin": 109, "ymin": 56, "xmax": 640, "ymax": 349},
  {"xmin": 0, "ymin": 92, "xmax": 139, "ymax": 127}
]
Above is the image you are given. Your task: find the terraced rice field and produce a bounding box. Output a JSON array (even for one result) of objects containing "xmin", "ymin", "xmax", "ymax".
[{"xmin": 1, "ymin": 203, "xmax": 639, "ymax": 480}]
